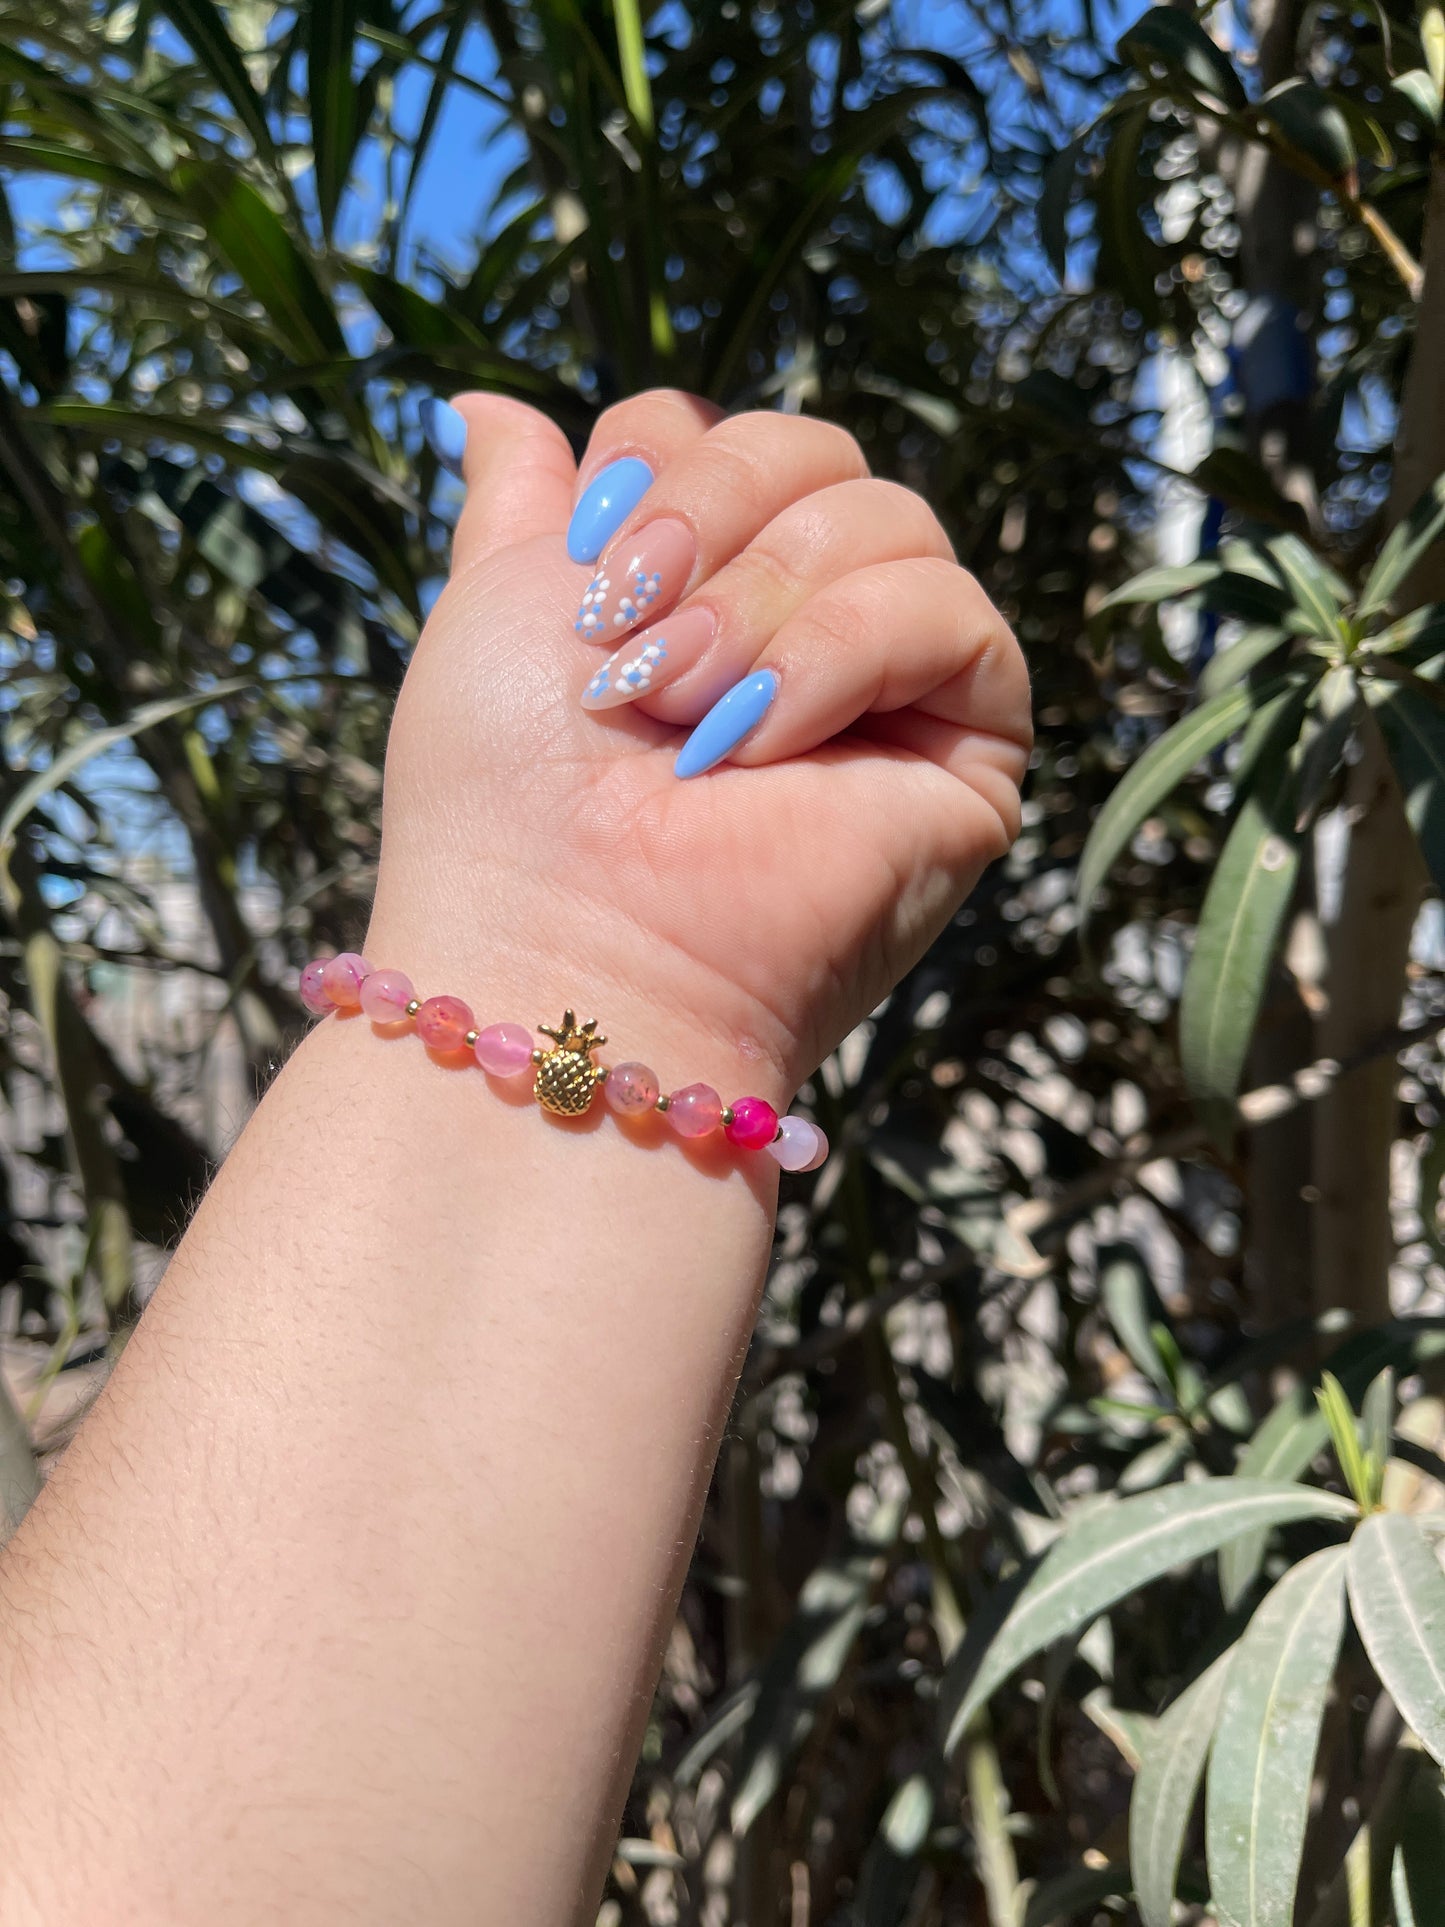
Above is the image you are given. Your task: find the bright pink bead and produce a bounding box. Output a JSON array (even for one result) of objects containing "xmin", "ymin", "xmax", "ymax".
[
  {"xmin": 769, "ymin": 1116, "xmax": 828, "ymax": 1172},
  {"xmin": 725, "ymin": 1096, "xmax": 780, "ymax": 1150},
  {"xmin": 299, "ymin": 960, "xmax": 333, "ymax": 1016},
  {"xmin": 416, "ymin": 994, "xmax": 473, "ymax": 1053},
  {"xmin": 667, "ymin": 1083, "xmax": 723, "ymax": 1138},
  {"xmin": 474, "ymin": 1023, "xmax": 534, "ymax": 1077},
  {"xmin": 605, "ymin": 1061, "xmax": 660, "ymax": 1116},
  {"xmin": 359, "ymin": 968, "xmax": 415, "ymax": 1024},
  {"xmin": 320, "ymin": 951, "xmax": 370, "ymax": 1008}
]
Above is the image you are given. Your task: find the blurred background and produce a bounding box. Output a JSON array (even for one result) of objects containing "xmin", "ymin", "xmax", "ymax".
[{"xmin": 4, "ymin": 0, "xmax": 1445, "ymax": 1920}]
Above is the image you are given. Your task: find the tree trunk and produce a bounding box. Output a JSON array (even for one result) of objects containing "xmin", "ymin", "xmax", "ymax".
[
  {"xmin": 1310, "ymin": 147, "xmax": 1445, "ymax": 1321},
  {"xmin": 1228, "ymin": 0, "xmax": 1323, "ymax": 1323}
]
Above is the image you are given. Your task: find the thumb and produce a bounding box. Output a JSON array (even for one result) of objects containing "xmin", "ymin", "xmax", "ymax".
[{"xmin": 424, "ymin": 391, "xmax": 576, "ymax": 572}]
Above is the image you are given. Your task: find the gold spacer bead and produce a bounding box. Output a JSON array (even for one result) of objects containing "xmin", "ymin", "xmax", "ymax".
[
  {"xmin": 464, "ymin": 1030, "xmax": 479, "ymax": 1048},
  {"xmin": 655, "ymin": 1093, "xmax": 670, "ymax": 1113},
  {"xmin": 531, "ymin": 1048, "xmax": 544, "ymax": 1065},
  {"xmin": 405, "ymin": 999, "xmax": 421, "ymax": 1017},
  {"xmin": 721, "ymin": 1106, "xmax": 735, "ymax": 1127},
  {"xmin": 596, "ymin": 1064, "xmax": 609, "ymax": 1083}
]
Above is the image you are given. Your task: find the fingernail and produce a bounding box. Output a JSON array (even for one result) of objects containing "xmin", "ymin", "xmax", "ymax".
[
  {"xmin": 575, "ymin": 518, "xmax": 694, "ymax": 642},
  {"xmin": 421, "ymin": 397, "xmax": 467, "ymax": 477},
  {"xmin": 674, "ymin": 671, "xmax": 778, "ymax": 779},
  {"xmin": 566, "ymin": 456, "xmax": 654, "ymax": 563},
  {"xmin": 581, "ymin": 606, "xmax": 716, "ymax": 711}
]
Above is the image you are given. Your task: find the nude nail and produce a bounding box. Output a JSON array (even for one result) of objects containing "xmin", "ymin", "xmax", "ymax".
[
  {"xmin": 573, "ymin": 518, "xmax": 695, "ymax": 643},
  {"xmin": 580, "ymin": 605, "xmax": 717, "ymax": 710}
]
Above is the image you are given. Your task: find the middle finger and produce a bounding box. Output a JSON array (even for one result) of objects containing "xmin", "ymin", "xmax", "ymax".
[{"xmin": 572, "ymin": 411, "xmax": 869, "ymax": 644}]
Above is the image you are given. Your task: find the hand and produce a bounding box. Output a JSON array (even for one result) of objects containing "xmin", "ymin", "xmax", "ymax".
[{"xmin": 366, "ymin": 390, "xmax": 1032, "ymax": 1100}]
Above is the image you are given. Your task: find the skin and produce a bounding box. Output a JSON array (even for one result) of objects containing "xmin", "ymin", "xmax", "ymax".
[{"xmin": 0, "ymin": 392, "xmax": 1031, "ymax": 1924}]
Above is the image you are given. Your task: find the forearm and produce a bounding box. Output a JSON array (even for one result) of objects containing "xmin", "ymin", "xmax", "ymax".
[{"xmin": 0, "ymin": 998, "xmax": 776, "ymax": 1923}]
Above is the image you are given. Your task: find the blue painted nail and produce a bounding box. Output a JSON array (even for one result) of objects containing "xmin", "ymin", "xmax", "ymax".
[
  {"xmin": 421, "ymin": 397, "xmax": 467, "ymax": 477},
  {"xmin": 675, "ymin": 671, "xmax": 779, "ymax": 780},
  {"xmin": 567, "ymin": 456, "xmax": 654, "ymax": 563}
]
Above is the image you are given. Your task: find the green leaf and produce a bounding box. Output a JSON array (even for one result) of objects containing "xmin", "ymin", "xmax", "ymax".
[
  {"xmin": 1392, "ymin": 68, "xmax": 1444, "ymax": 126},
  {"xmin": 1178, "ymin": 691, "xmax": 1309, "ymax": 1146},
  {"xmin": 1360, "ymin": 472, "xmax": 1445, "ymax": 622},
  {"xmin": 1347, "ymin": 1513, "xmax": 1445, "ymax": 1767},
  {"xmin": 1077, "ymin": 677, "xmax": 1290, "ymax": 928},
  {"xmin": 938, "ymin": 1481, "xmax": 1354, "ymax": 1757},
  {"xmin": 1037, "ymin": 137, "xmax": 1085, "ymax": 284},
  {"xmin": 1371, "ymin": 679, "xmax": 1445, "ymax": 893},
  {"xmin": 1189, "ymin": 447, "xmax": 1309, "ymax": 535},
  {"xmin": 1266, "ymin": 532, "xmax": 1349, "ymax": 644},
  {"xmin": 1361, "ymin": 1369, "xmax": 1395, "ymax": 1501},
  {"xmin": 1092, "ymin": 98, "xmax": 1171, "ymax": 315},
  {"xmin": 1199, "ymin": 627, "xmax": 1294, "ymax": 700},
  {"xmin": 1420, "ymin": 1131, "xmax": 1445, "ymax": 1268},
  {"xmin": 0, "ymin": 679, "xmax": 257, "ymax": 862},
  {"xmin": 1392, "ymin": 1765, "xmax": 1445, "ymax": 1927},
  {"xmin": 172, "ymin": 163, "xmax": 344, "ymax": 362},
  {"xmin": 1206, "ymin": 1548, "xmax": 1348, "ymax": 1927},
  {"xmin": 1315, "ymin": 1371, "xmax": 1374, "ymax": 1509},
  {"xmin": 854, "ymin": 1770, "xmax": 936, "ymax": 1925},
  {"xmin": 1221, "ymin": 1320, "xmax": 1445, "ymax": 1607},
  {"xmin": 1290, "ymin": 664, "xmax": 1359, "ymax": 831},
  {"xmin": 0, "ymin": 137, "xmax": 185, "ymax": 210},
  {"xmin": 152, "ymin": 0, "xmax": 278, "ymax": 168},
  {"xmin": 1095, "ymin": 560, "xmax": 1226, "ymax": 611},
  {"xmin": 1364, "ymin": 602, "xmax": 1445, "ymax": 666},
  {"xmin": 1131, "ymin": 1648, "xmax": 1236, "ymax": 1927},
  {"xmin": 1259, "ymin": 79, "xmax": 1358, "ymax": 184},
  {"xmin": 307, "ymin": 0, "xmax": 365, "ymax": 233},
  {"xmin": 730, "ymin": 1503, "xmax": 899, "ymax": 1833},
  {"xmin": 1022, "ymin": 1864, "xmax": 1132, "ymax": 1927},
  {"xmin": 1100, "ymin": 1243, "xmax": 1175, "ymax": 1398},
  {"xmin": 1119, "ymin": 7, "xmax": 1248, "ymax": 108}
]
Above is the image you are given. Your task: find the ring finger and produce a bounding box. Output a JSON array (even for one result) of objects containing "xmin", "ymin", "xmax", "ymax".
[{"xmin": 579, "ymin": 479, "xmax": 954, "ymax": 716}]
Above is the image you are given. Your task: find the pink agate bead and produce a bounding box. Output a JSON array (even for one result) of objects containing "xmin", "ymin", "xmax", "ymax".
[
  {"xmin": 299, "ymin": 960, "xmax": 332, "ymax": 1016},
  {"xmin": 668, "ymin": 1083, "xmax": 723, "ymax": 1138},
  {"xmin": 359, "ymin": 968, "xmax": 415, "ymax": 1023},
  {"xmin": 725, "ymin": 1096, "xmax": 780, "ymax": 1151},
  {"xmin": 606, "ymin": 1061, "xmax": 660, "ymax": 1116},
  {"xmin": 416, "ymin": 994, "xmax": 473, "ymax": 1052},
  {"xmin": 474, "ymin": 1023, "xmax": 534, "ymax": 1077},
  {"xmin": 768, "ymin": 1116, "xmax": 828, "ymax": 1172},
  {"xmin": 320, "ymin": 951, "xmax": 370, "ymax": 1008}
]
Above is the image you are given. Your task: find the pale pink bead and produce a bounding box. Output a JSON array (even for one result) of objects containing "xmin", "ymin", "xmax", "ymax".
[
  {"xmin": 725, "ymin": 1096, "xmax": 780, "ymax": 1151},
  {"xmin": 299, "ymin": 960, "xmax": 332, "ymax": 1016},
  {"xmin": 605, "ymin": 1061, "xmax": 660, "ymax": 1116},
  {"xmin": 474, "ymin": 1023, "xmax": 534, "ymax": 1077},
  {"xmin": 667, "ymin": 1082, "xmax": 723, "ymax": 1138},
  {"xmin": 416, "ymin": 994, "xmax": 473, "ymax": 1052},
  {"xmin": 320, "ymin": 951, "xmax": 371, "ymax": 1008},
  {"xmin": 769, "ymin": 1116, "xmax": 828, "ymax": 1172},
  {"xmin": 359, "ymin": 968, "xmax": 415, "ymax": 1024}
]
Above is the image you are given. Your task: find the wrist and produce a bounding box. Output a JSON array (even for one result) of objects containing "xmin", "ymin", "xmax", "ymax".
[{"xmin": 362, "ymin": 869, "xmax": 799, "ymax": 1112}]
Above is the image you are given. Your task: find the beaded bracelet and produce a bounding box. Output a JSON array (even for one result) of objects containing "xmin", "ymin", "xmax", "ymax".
[{"xmin": 298, "ymin": 952, "xmax": 829, "ymax": 1171}]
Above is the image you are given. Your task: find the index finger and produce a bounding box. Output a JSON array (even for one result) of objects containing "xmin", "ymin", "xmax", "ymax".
[{"xmin": 567, "ymin": 390, "xmax": 723, "ymax": 562}]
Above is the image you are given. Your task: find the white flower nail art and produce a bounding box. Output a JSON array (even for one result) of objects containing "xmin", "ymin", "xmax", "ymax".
[
  {"xmin": 575, "ymin": 574, "xmax": 611, "ymax": 638},
  {"xmin": 584, "ymin": 638, "xmax": 669, "ymax": 705}
]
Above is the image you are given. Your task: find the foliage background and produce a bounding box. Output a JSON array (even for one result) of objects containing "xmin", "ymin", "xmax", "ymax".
[{"xmin": 5, "ymin": 0, "xmax": 1445, "ymax": 1920}]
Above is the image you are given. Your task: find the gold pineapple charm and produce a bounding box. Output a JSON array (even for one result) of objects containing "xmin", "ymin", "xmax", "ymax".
[{"xmin": 532, "ymin": 1010, "xmax": 607, "ymax": 1116}]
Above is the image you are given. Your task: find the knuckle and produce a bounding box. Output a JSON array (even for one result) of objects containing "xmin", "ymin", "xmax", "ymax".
[
  {"xmin": 727, "ymin": 536, "xmax": 813, "ymax": 607},
  {"xmin": 789, "ymin": 580, "xmax": 882, "ymax": 657},
  {"xmin": 590, "ymin": 388, "xmax": 717, "ymax": 447},
  {"xmin": 706, "ymin": 412, "xmax": 869, "ymax": 480},
  {"xmin": 859, "ymin": 481, "xmax": 953, "ymax": 553}
]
